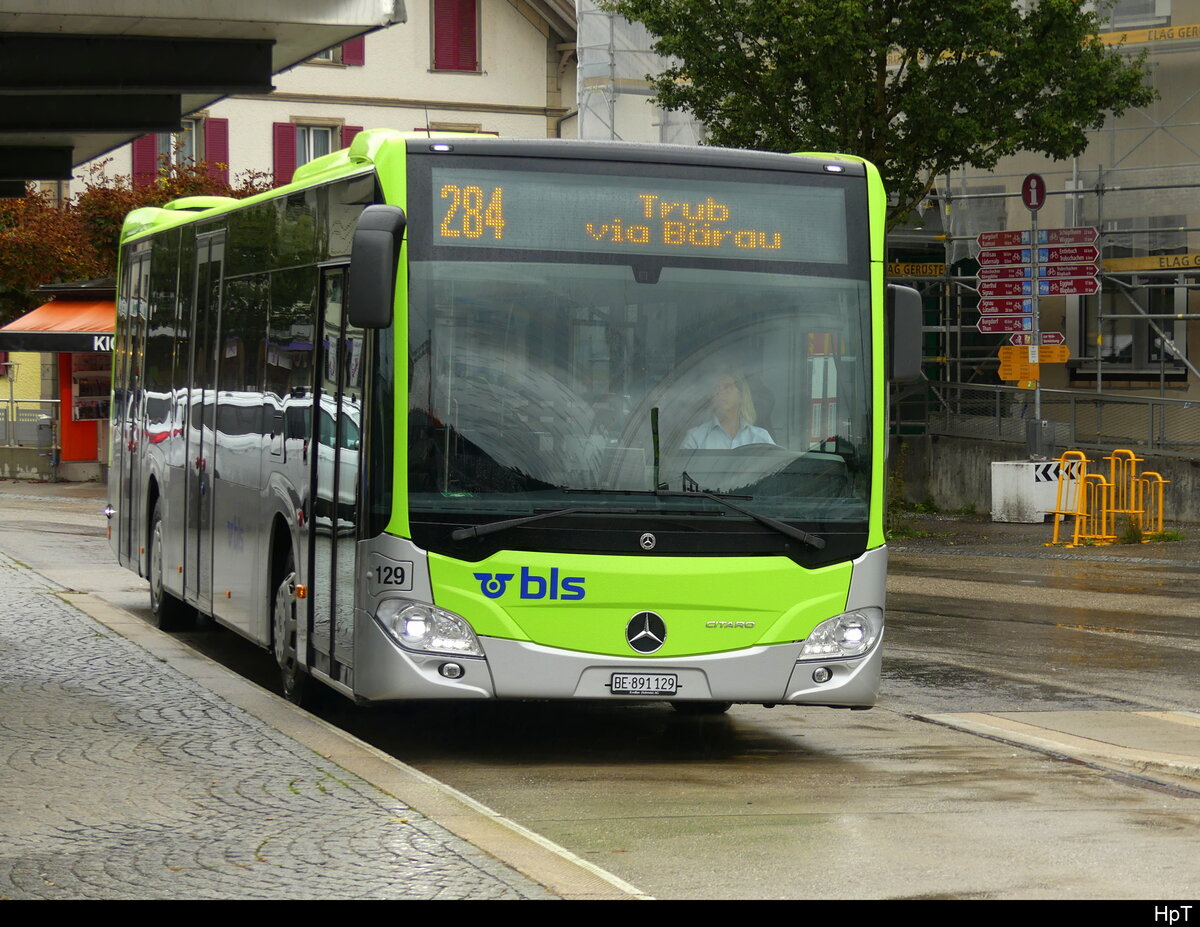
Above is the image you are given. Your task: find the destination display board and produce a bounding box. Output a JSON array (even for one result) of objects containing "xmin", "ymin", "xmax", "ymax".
[{"xmin": 431, "ymin": 167, "xmax": 850, "ymax": 263}]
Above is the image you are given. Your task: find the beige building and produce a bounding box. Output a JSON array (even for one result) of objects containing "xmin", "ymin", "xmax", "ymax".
[{"xmin": 89, "ymin": 2, "xmax": 578, "ymax": 184}]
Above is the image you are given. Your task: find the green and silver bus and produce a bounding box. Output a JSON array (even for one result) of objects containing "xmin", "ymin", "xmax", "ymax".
[{"xmin": 107, "ymin": 129, "xmax": 919, "ymax": 710}]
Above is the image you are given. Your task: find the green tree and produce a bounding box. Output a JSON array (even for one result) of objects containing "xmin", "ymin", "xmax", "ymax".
[
  {"xmin": 0, "ymin": 154, "xmax": 272, "ymax": 324},
  {"xmin": 606, "ymin": 0, "xmax": 1157, "ymax": 227}
]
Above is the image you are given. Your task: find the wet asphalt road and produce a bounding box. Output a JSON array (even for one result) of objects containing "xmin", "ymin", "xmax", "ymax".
[
  {"xmin": 3, "ymin": 484, "xmax": 1198, "ymax": 899},
  {"xmin": 314, "ymin": 527, "xmax": 1200, "ymax": 898}
]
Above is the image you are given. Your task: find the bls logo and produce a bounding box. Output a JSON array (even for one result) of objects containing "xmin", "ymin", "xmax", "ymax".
[
  {"xmin": 473, "ymin": 567, "xmax": 586, "ymax": 601},
  {"xmin": 474, "ymin": 573, "xmax": 514, "ymax": 598}
]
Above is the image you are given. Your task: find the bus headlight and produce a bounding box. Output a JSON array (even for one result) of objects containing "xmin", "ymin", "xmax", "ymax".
[
  {"xmin": 375, "ymin": 600, "xmax": 484, "ymax": 657},
  {"xmin": 799, "ymin": 608, "xmax": 882, "ymax": 659}
]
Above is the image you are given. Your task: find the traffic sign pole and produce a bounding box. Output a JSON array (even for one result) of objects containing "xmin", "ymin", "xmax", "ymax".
[{"xmin": 1018, "ymin": 175, "xmax": 1050, "ymax": 417}]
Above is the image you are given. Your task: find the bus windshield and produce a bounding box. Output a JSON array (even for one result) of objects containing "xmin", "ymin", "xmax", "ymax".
[{"xmin": 407, "ymin": 155, "xmax": 872, "ymax": 556}]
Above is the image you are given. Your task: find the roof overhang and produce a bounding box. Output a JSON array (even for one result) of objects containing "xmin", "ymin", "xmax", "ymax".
[
  {"xmin": 0, "ymin": 0, "xmax": 407, "ymax": 188},
  {"xmin": 0, "ymin": 298, "xmax": 114, "ymax": 352}
]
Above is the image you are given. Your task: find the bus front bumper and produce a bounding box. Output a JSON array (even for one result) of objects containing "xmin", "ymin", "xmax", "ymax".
[{"xmin": 355, "ymin": 613, "xmax": 882, "ymax": 707}]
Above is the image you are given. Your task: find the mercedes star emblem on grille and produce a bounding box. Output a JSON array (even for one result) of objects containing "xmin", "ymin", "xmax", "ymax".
[{"xmin": 626, "ymin": 611, "xmax": 667, "ymax": 654}]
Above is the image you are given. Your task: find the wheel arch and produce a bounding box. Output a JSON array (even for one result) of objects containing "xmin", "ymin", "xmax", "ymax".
[
  {"xmin": 141, "ymin": 474, "xmax": 161, "ymax": 577},
  {"xmin": 268, "ymin": 513, "xmax": 297, "ymax": 625}
]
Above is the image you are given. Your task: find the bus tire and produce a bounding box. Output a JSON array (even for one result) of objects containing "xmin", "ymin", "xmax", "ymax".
[
  {"xmin": 671, "ymin": 701, "xmax": 733, "ymax": 715},
  {"xmin": 272, "ymin": 550, "xmax": 316, "ymax": 707},
  {"xmin": 148, "ymin": 499, "xmax": 194, "ymax": 631}
]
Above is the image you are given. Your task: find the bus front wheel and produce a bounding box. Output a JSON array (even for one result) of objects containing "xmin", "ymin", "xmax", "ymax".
[
  {"xmin": 148, "ymin": 500, "xmax": 194, "ymax": 631},
  {"xmin": 272, "ymin": 552, "xmax": 312, "ymax": 706}
]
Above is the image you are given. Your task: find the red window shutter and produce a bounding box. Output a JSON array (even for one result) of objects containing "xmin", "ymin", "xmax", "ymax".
[
  {"xmin": 204, "ymin": 118, "xmax": 230, "ymax": 186},
  {"xmin": 273, "ymin": 122, "xmax": 297, "ymax": 186},
  {"xmin": 132, "ymin": 135, "xmax": 158, "ymax": 188},
  {"xmin": 433, "ymin": 0, "xmax": 477, "ymax": 71},
  {"xmin": 341, "ymin": 125, "xmax": 364, "ymax": 148},
  {"xmin": 342, "ymin": 36, "xmax": 365, "ymax": 66}
]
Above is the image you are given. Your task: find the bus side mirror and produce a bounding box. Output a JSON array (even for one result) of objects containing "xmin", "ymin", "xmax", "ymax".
[
  {"xmin": 349, "ymin": 205, "xmax": 406, "ymax": 329},
  {"xmin": 886, "ymin": 284, "xmax": 923, "ymax": 382}
]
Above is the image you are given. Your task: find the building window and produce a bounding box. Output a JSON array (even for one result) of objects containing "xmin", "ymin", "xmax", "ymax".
[
  {"xmin": 1103, "ymin": 0, "xmax": 1171, "ymax": 28},
  {"xmin": 308, "ymin": 36, "xmax": 366, "ymax": 66},
  {"xmin": 297, "ymin": 125, "xmax": 334, "ymax": 167},
  {"xmin": 432, "ymin": 0, "xmax": 479, "ymax": 72},
  {"xmin": 133, "ymin": 116, "xmax": 229, "ymax": 187},
  {"xmin": 157, "ymin": 118, "xmax": 201, "ymax": 165},
  {"xmin": 273, "ymin": 123, "xmax": 363, "ymax": 186}
]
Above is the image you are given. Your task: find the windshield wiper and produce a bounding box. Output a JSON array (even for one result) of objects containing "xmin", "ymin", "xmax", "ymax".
[
  {"xmin": 677, "ymin": 487, "xmax": 825, "ymax": 550},
  {"xmin": 450, "ymin": 506, "xmax": 637, "ymax": 541},
  {"xmin": 564, "ymin": 482, "xmax": 827, "ymax": 551}
]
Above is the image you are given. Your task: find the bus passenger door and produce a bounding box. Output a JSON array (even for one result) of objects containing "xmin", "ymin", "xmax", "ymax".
[
  {"xmin": 116, "ymin": 247, "xmax": 150, "ymax": 569},
  {"xmin": 184, "ymin": 231, "xmax": 225, "ymax": 613},
  {"xmin": 311, "ymin": 266, "xmax": 362, "ymax": 685}
]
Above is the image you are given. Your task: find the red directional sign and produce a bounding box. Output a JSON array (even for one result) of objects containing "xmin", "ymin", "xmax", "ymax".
[
  {"xmin": 1037, "ymin": 263, "xmax": 1099, "ymax": 279},
  {"xmin": 977, "ymin": 230, "xmax": 1031, "ymax": 249},
  {"xmin": 1038, "ymin": 245, "xmax": 1099, "ymax": 264},
  {"xmin": 1038, "ymin": 276, "xmax": 1099, "ymax": 296},
  {"xmin": 978, "ymin": 248, "xmax": 1032, "ymax": 267},
  {"xmin": 978, "ymin": 316, "xmax": 1033, "ymax": 333},
  {"xmin": 1037, "ymin": 227, "xmax": 1098, "ymax": 245},
  {"xmin": 979, "ymin": 279, "xmax": 1033, "ymax": 298},
  {"xmin": 979, "ymin": 265, "xmax": 1033, "ymax": 280},
  {"xmin": 1010, "ymin": 332, "xmax": 1066, "ymax": 346},
  {"xmin": 978, "ymin": 227, "xmax": 1098, "ymax": 249},
  {"xmin": 978, "ymin": 297, "xmax": 1033, "ymax": 314}
]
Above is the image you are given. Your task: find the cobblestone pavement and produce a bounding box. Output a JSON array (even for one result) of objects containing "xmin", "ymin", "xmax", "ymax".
[{"xmin": 0, "ymin": 551, "xmax": 555, "ymax": 900}]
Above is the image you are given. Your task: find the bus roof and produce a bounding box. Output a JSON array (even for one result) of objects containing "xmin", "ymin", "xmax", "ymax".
[{"xmin": 119, "ymin": 128, "xmax": 872, "ymax": 245}]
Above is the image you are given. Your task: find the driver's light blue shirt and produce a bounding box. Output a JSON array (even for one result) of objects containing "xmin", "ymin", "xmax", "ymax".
[{"xmin": 682, "ymin": 418, "xmax": 775, "ymax": 450}]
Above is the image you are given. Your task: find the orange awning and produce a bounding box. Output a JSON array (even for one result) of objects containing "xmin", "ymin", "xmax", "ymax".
[{"xmin": 0, "ymin": 299, "xmax": 114, "ymax": 352}]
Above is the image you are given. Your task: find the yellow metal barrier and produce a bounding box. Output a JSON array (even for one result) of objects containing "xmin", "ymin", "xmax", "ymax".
[
  {"xmin": 1071, "ymin": 473, "xmax": 1116, "ymax": 546},
  {"xmin": 1047, "ymin": 451, "xmax": 1089, "ymax": 546},
  {"xmin": 1137, "ymin": 472, "xmax": 1170, "ymax": 535},
  {"xmin": 1046, "ymin": 447, "xmax": 1171, "ymax": 546},
  {"xmin": 1105, "ymin": 448, "xmax": 1144, "ymax": 522}
]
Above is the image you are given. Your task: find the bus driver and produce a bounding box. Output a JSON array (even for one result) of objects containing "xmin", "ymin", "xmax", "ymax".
[{"xmin": 682, "ymin": 372, "xmax": 775, "ymax": 450}]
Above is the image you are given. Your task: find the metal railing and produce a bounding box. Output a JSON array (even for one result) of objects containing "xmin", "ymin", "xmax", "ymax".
[
  {"xmin": 899, "ymin": 381, "xmax": 1200, "ymax": 459},
  {"xmin": 0, "ymin": 398, "xmax": 59, "ymax": 449}
]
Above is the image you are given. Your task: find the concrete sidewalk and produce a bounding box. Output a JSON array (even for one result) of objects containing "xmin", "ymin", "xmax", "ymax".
[{"xmin": 0, "ymin": 479, "xmax": 643, "ymax": 900}]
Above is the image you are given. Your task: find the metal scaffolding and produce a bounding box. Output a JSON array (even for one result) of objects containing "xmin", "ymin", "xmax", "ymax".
[{"xmin": 575, "ymin": 1, "xmax": 703, "ymax": 145}]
